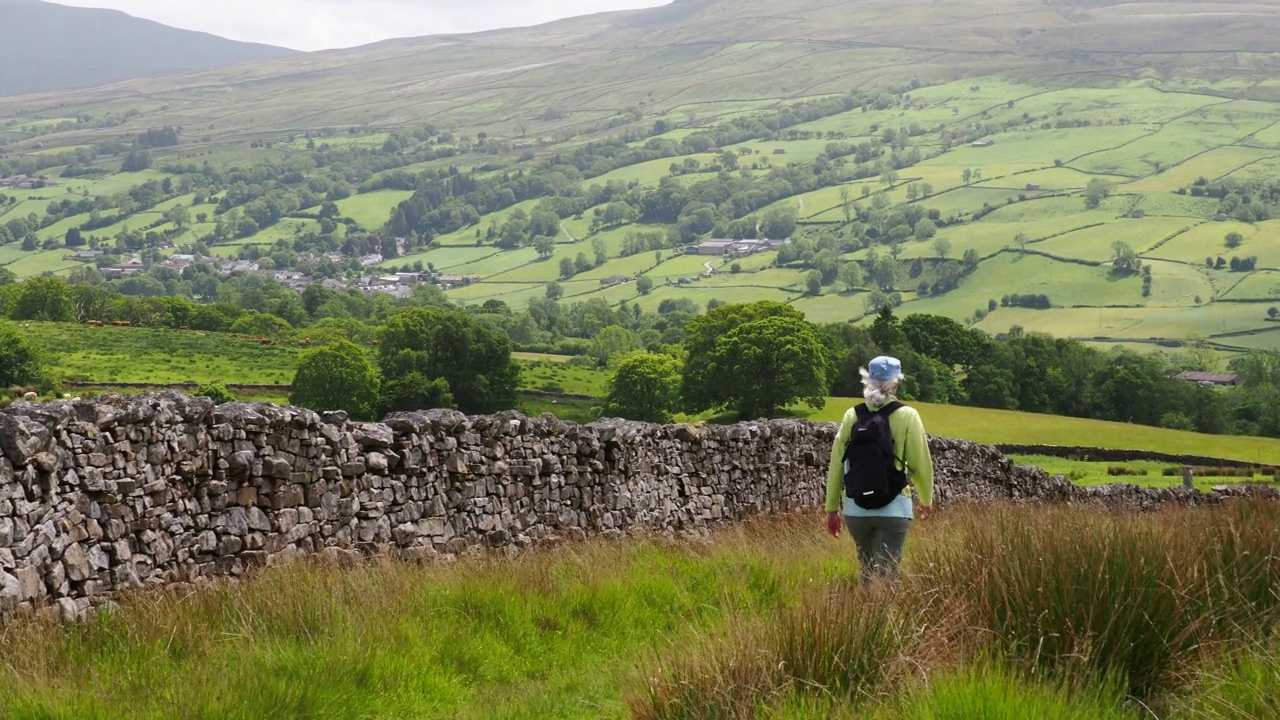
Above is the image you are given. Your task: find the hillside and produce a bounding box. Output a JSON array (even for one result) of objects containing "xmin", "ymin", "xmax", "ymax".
[
  {"xmin": 7, "ymin": 0, "xmax": 1280, "ymax": 141},
  {"xmin": 0, "ymin": 0, "xmax": 295, "ymax": 97},
  {"xmin": 2, "ymin": 0, "xmax": 1280, "ymax": 361}
]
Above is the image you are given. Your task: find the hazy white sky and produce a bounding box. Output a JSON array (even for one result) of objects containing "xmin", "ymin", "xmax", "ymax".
[{"xmin": 51, "ymin": 0, "xmax": 672, "ymax": 51}]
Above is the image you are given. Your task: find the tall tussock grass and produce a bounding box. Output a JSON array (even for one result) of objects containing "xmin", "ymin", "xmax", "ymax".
[
  {"xmin": 0, "ymin": 502, "xmax": 1276, "ymax": 718},
  {"xmin": 632, "ymin": 582, "xmax": 913, "ymax": 720},
  {"xmin": 633, "ymin": 500, "xmax": 1280, "ymax": 718},
  {"xmin": 934, "ymin": 501, "xmax": 1280, "ymax": 698}
]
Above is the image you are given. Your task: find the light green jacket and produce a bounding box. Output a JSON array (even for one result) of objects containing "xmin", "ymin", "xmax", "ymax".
[{"xmin": 824, "ymin": 402, "xmax": 934, "ymax": 513}]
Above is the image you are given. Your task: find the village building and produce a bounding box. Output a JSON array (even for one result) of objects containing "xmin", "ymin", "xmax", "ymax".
[
  {"xmin": 686, "ymin": 238, "xmax": 785, "ymax": 256},
  {"xmin": 971, "ymin": 138, "xmax": 994, "ymax": 147},
  {"xmin": 1174, "ymin": 371, "xmax": 1240, "ymax": 387}
]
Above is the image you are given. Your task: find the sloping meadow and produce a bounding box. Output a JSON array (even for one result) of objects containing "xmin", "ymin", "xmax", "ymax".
[{"xmin": 0, "ymin": 500, "xmax": 1276, "ymax": 718}]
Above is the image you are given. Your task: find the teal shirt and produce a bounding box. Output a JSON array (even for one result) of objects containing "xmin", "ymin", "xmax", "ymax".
[{"xmin": 825, "ymin": 402, "xmax": 934, "ymax": 519}]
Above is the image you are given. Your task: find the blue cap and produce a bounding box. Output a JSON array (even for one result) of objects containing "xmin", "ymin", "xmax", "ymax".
[{"xmin": 867, "ymin": 356, "xmax": 903, "ymax": 382}]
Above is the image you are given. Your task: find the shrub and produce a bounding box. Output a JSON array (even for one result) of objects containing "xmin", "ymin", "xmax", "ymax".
[{"xmin": 195, "ymin": 383, "xmax": 235, "ymax": 405}]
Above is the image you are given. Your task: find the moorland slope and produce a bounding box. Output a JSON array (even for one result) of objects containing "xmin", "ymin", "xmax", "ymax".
[
  {"xmin": 7, "ymin": 0, "xmax": 1280, "ymax": 141},
  {"xmin": 0, "ymin": 0, "xmax": 295, "ymax": 97}
]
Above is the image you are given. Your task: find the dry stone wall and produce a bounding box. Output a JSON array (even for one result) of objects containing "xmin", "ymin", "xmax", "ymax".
[{"xmin": 0, "ymin": 393, "xmax": 1276, "ymax": 619}]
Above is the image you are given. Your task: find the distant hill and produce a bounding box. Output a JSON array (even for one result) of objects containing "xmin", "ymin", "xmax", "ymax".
[
  {"xmin": 0, "ymin": 0, "xmax": 296, "ymax": 97},
  {"xmin": 6, "ymin": 0, "xmax": 1280, "ymax": 139}
]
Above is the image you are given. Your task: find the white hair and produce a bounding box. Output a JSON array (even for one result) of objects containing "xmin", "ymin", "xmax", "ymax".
[{"xmin": 860, "ymin": 367, "xmax": 902, "ymax": 407}]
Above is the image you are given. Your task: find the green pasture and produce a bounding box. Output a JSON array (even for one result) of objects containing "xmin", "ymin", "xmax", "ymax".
[
  {"xmin": 332, "ymin": 190, "xmax": 413, "ymax": 230},
  {"xmin": 807, "ymin": 399, "xmax": 1280, "ymax": 465},
  {"xmin": 3, "ymin": 249, "xmax": 82, "ymax": 278},
  {"xmin": 915, "ymin": 187, "xmax": 1046, "ymax": 219},
  {"xmin": 519, "ymin": 360, "xmax": 609, "ymax": 397},
  {"xmin": 975, "ymin": 166, "xmax": 1122, "ymax": 192},
  {"xmin": 585, "ymin": 158, "xmax": 705, "ymax": 188},
  {"xmin": 919, "ymin": 211, "xmax": 1111, "ymax": 260},
  {"xmin": 974, "ymin": 302, "xmax": 1277, "ymax": 344},
  {"xmin": 626, "ymin": 283, "xmax": 794, "ymax": 314},
  {"xmin": 1073, "ymin": 107, "xmax": 1271, "ymax": 178},
  {"xmin": 14, "ymin": 323, "xmax": 304, "ymax": 386},
  {"xmin": 1219, "ymin": 271, "xmax": 1280, "ymax": 300},
  {"xmin": 511, "ymin": 352, "xmax": 572, "ymax": 364},
  {"xmin": 445, "ymin": 281, "xmax": 545, "ymax": 304},
  {"xmin": 1122, "ymin": 146, "xmax": 1276, "ymax": 193},
  {"xmin": 1010, "ymin": 455, "xmax": 1278, "ymax": 491},
  {"xmin": 1134, "ymin": 193, "xmax": 1220, "ymax": 218},
  {"xmin": 788, "ymin": 292, "xmax": 866, "ymax": 324},
  {"xmin": 904, "ymin": 253, "xmax": 1141, "ymax": 320},
  {"xmin": 1034, "ymin": 216, "xmax": 1190, "ymax": 262},
  {"xmin": 1143, "ymin": 260, "xmax": 1215, "ymax": 307},
  {"xmin": 1223, "ymin": 153, "xmax": 1280, "ymax": 182},
  {"xmin": 84, "ymin": 169, "xmax": 172, "ymax": 196},
  {"xmin": 1146, "ymin": 220, "xmax": 1280, "ymax": 267},
  {"xmin": 389, "ymin": 245, "xmax": 508, "ymax": 271}
]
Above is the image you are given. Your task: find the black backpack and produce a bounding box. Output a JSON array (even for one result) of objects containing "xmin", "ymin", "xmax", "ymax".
[{"xmin": 842, "ymin": 402, "xmax": 908, "ymax": 510}]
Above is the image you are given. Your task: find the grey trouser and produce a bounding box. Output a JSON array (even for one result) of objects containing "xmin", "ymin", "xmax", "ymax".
[{"xmin": 844, "ymin": 515, "xmax": 912, "ymax": 585}]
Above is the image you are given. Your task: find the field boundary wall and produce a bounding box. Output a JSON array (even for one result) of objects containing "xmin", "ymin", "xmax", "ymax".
[{"xmin": 1, "ymin": 393, "xmax": 1275, "ymax": 619}]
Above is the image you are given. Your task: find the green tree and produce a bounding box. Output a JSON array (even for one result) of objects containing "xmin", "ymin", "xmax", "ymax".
[
  {"xmin": 589, "ymin": 325, "xmax": 641, "ymax": 366},
  {"xmin": 122, "ymin": 149, "xmax": 152, "ymax": 172},
  {"xmin": 707, "ymin": 315, "xmax": 830, "ymax": 417},
  {"xmin": 1225, "ymin": 231, "xmax": 1244, "ymax": 249},
  {"xmin": 591, "ymin": 236, "xmax": 609, "ymax": 266},
  {"xmin": 545, "ymin": 281, "xmax": 564, "ymax": 300},
  {"xmin": 12, "ymin": 276, "xmax": 75, "ymax": 322},
  {"xmin": 378, "ymin": 372, "xmax": 453, "ymax": 415},
  {"xmin": 0, "ymin": 321, "xmax": 53, "ymax": 391},
  {"xmin": 229, "ymin": 312, "xmax": 294, "ymax": 338},
  {"xmin": 760, "ymin": 206, "xmax": 798, "ymax": 239},
  {"xmin": 805, "ymin": 270, "xmax": 823, "ymax": 295},
  {"xmin": 1084, "ymin": 179, "xmax": 1112, "ymax": 209},
  {"xmin": 290, "ymin": 340, "xmax": 380, "ymax": 420},
  {"xmin": 1110, "ymin": 241, "xmax": 1142, "ymax": 275},
  {"xmin": 533, "ymin": 235, "xmax": 555, "ymax": 258},
  {"xmin": 559, "ymin": 257, "xmax": 575, "ymax": 279},
  {"xmin": 915, "ymin": 218, "xmax": 938, "ymax": 242},
  {"xmin": 636, "ymin": 276, "xmax": 655, "ymax": 295},
  {"xmin": 682, "ymin": 301, "xmax": 828, "ymax": 417},
  {"xmin": 962, "ymin": 365, "xmax": 1018, "ymax": 409},
  {"xmin": 378, "ymin": 307, "xmax": 519, "ymax": 414},
  {"xmin": 932, "ymin": 236, "xmax": 951, "ymax": 258},
  {"xmin": 838, "ymin": 262, "xmax": 863, "ymax": 292},
  {"xmin": 604, "ymin": 351, "xmax": 682, "ymax": 423}
]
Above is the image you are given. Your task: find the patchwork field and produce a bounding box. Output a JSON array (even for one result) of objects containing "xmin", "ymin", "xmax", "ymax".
[{"xmin": 6, "ymin": 73, "xmax": 1280, "ymax": 362}]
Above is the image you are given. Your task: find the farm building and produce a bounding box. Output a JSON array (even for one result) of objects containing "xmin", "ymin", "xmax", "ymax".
[
  {"xmin": 1130, "ymin": 209, "xmax": 1146, "ymax": 219},
  {"xmin": 971, "ymin": 138, "xmax": 994, "ymax": 147},
  {"xmin": 1025, "ymin": 183, "xmax": 1041, "ymax": 191},
  {"xmin": 599, "ymin": 275, "xmax": 631, "ymax": 285},
  {"xmin": 686, "ymin": 238, "xmax": 784, "ymax": 256},
  {"xmin": 1174, "ymin": 371, "xmax": 1240, "ymax": 387},
  {"xmin": 1214, "ymin": 213, "xmax": 1230, "ymax": 222},
  {"xmin": 773, "ymin": 148, "xmax": 787, "ymax": 155}
]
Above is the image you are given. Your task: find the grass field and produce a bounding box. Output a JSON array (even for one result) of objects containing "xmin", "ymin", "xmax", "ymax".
[
  {"xmin": 17, "ymin": 321, "xmax": 1277, "ymax": 465},
  {"xmin": 7, "ymin": 75, "xmax": 1280, "ymax": 351},
  {"xmin": 1, "ymin": 503, "xmax": 1275, "ymax": 718},
  {"xmin": 1009, "ymin": 455, "xmax": 1277, "ymax": 490},
  {"xmin": 805, "ymin": 399, "xmax": 1280, "ymax": 466}
]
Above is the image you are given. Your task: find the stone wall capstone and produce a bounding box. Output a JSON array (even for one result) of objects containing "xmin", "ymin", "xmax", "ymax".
[{"xmin": 0, "ymin": 393, "xmax": 1275, "ymax": 619}]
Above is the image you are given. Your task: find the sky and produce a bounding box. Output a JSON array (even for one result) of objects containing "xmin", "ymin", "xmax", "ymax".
[{"xmin": 52, "ymin": 0, "xmax": 673, "ymax": 51}]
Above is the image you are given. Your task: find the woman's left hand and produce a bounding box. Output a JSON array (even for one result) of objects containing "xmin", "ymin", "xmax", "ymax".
[{"xmin": 826, "ymin": 511, "xmax": 842, "ymax": 538}]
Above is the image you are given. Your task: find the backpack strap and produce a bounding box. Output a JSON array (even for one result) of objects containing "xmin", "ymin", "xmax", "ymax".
[
  {"xmin": 875, "ymin": 401, "xmax": 904, "ymax": 418},
  {"xmin": 873, "ymin": 401, "xmax": 907, "ymax": 471}
]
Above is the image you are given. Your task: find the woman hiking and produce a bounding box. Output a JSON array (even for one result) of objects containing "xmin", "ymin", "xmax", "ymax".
[{"xmin": 824, "ymin": 355, "xmax": 934, "ymax": 585}]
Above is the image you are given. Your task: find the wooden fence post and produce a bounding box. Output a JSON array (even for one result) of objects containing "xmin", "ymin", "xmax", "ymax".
[{"xmin": 1182, "ymin": 465, "xmax": 1194, "ymax": 489}]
